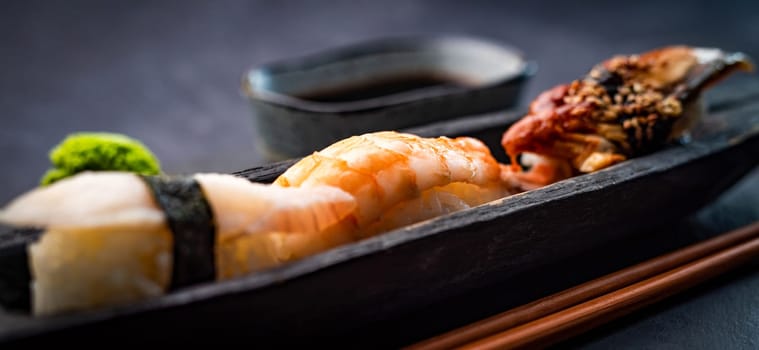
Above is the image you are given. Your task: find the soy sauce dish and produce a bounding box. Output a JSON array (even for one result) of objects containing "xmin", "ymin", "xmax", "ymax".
[{"xmin": 241, "ymin": 36, "xmax": 536, "ymax": 161}]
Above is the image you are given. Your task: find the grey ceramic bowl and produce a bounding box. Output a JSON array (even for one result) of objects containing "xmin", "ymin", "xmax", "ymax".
[{"xmin": 241, "ymin": 36, "xmax": 536, "ymax": 161}]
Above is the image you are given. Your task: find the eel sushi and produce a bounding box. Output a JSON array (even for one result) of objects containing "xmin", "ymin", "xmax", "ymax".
[{"xmin": 501, "ymin": 45, "xmax": 753, "ymax": 185}]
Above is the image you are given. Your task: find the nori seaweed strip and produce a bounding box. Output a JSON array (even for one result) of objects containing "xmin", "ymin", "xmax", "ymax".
[
  {"xmin": 0, "ymin": 228, "xmax": 41, "ymax": 311},
  {"xmin": 140, "ymin": 175, "xmax": 216, "ymax": 290}
]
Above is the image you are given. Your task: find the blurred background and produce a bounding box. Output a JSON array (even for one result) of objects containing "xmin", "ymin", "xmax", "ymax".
[
  {"xmin": 2, "ymin": 0, "xmax": 758, "ymax": 204},
  {"xmin": 1, "ymin": 0, "xmax": 758, "ymax": 347}
]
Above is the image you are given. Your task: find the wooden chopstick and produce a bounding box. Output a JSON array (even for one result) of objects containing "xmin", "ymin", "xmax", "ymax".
[
  {"xmin": 461, "ymin": 232, "xmax": 759, "ymax": 350},
  {"xmin": 406, "ymin": 220, "xmax": 759, "ymax": 350}
]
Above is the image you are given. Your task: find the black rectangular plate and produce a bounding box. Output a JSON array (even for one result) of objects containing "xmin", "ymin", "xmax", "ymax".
[{"xmin": 0, "ymin": 77, "xmax": 757, "ymax": 346}]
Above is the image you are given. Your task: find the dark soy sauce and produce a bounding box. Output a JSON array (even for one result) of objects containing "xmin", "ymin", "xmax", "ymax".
[{"xmin": 296, "ymin": 73, "xmax": 472, "ymax": 103}]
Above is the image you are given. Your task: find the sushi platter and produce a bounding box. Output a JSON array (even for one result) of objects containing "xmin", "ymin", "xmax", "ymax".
[
  {"xmin": 0, "ymin": 45, "xmax": 757, "ymax": 346},
  {"xmin": 0, "ymin": 74, "xmax": 757, "ymax": 345}
]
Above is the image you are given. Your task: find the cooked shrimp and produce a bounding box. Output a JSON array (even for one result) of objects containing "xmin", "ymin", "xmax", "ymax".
[{"xmin": 275, "ymin": 131, "xmax": 518, "ymax": 236}]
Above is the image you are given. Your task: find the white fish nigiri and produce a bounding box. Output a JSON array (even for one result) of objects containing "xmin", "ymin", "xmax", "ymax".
[{"xmin": 0, "ymin": 171, "xmax": 356, "ymax": 315}]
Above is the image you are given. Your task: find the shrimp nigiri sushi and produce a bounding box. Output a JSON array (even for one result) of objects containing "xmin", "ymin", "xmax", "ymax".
[{"xmin": 0, "ymin": 131, "xmax": 521, "ymax": 316}]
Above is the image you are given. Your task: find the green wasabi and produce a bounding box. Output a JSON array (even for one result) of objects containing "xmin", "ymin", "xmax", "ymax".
[{"xmin": 41, "ymin": 132, "xmax": 161, "ymax": 186}]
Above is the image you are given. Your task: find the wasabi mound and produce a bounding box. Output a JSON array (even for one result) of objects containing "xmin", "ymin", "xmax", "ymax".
[{"xmin": 41, "ymin": 132, "xmax": 161, "ymax": 186}]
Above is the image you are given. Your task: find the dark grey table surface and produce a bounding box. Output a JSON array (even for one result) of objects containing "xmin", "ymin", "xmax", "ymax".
[{"xmin": 1, "ymin": 0, "xmax": 757, "ymax": 347}]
